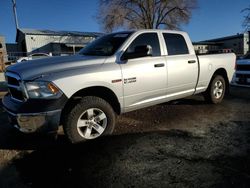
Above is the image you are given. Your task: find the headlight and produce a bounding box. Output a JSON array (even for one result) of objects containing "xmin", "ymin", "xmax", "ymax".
[{"xmin": 25, "ymin": 81, "xmax": 63, "ymax": 99}]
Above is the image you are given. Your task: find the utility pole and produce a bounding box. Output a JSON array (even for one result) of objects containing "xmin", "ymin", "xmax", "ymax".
[{"xmin": 12, "ymin": 0, "xmax": 19, "ymax": 29}]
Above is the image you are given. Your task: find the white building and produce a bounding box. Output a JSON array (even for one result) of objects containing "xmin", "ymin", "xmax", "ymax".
[
  {"xmin": 15, "ymin": 28, "xmax": 103, "ymax": 56},
  {"xmin": 193, "ymin": 42, "xmax": 220, "ymax": 54},
  {"xmin": 193, "ymin": 31, "xmax": 250, "ymax": 56}
]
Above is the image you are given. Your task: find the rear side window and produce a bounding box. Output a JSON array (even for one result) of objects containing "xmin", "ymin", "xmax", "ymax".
[
  {"xmin": 127, "ymin": 33, "xmax": 161, "ymax": 56},
  {"xmin": 163, "ymin": 33, "xmax": 189, "ymax": 55}
]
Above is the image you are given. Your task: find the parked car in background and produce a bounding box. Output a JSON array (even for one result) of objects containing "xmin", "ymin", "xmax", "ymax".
[
  {"xmin": 16, "ymin": 53, "xmax": 52, "ymax": 63},
  {"xmin": 231, "ymin": 53, "xmax": 250, "ymax": 87}
]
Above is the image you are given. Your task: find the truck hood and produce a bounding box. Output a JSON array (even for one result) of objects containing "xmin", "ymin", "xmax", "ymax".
[{"xmin": 6, "ymin": 55, "xmax": 106, "ymax": 80}]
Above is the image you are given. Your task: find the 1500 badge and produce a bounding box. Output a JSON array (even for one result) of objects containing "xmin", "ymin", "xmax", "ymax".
[{"xmin": 124, "ymin": 77, "xmax": 136, "ymax": 84}]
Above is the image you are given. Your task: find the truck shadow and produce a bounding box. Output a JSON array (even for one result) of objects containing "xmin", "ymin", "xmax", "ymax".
[
  {"xmin": 165, "ymin": 97, "xmax": 206, "ymax": 105},
  {"xmin": 1, "ymin": 123, "xmax": 250, "ymax": 188}
]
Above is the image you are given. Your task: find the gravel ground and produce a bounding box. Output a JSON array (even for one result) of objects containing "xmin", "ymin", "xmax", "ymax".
[{"xmin": 0, "ymin": 86, "xmax": 250, "ymax": 188}]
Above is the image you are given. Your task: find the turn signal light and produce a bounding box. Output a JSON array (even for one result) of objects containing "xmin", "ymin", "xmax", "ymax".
[{"xmin": 47, "ymin": 83, "xmax": 60, "ymax": 94}]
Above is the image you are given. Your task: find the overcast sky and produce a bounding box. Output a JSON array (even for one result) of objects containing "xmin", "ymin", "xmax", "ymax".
[{"xmin": 0, "ymin": 0, "xmax": 249, "ymax": 43}]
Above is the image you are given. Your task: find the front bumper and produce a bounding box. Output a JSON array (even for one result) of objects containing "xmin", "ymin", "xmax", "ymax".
[
  {"xmin": 6, "ymin": 109, "xmax": 61, "ymax": 133},
  {"xmin": 231, "ymin": 71, "xmax": 250, "ymax": 88},
  {"xmin": 2, "ymin": 93, "xmax": 67, "ymax": 133}
]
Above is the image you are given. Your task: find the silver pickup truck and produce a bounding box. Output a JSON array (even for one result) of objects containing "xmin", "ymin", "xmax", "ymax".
[{"xmin": 3, "ymin": 29, "xmax": 235, "ymax": 143}]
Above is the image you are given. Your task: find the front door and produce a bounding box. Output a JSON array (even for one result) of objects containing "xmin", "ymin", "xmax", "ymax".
[{"xmin": 120, "ymin": 32, "xmax": 167, "ymax": 112}]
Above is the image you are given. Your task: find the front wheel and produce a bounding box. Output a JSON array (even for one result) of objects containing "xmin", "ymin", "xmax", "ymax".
[
  {"xmin": 203, "ymin": 75, "xmax": 226, "ymax": 104},
  {"xmin": 63, "ymin": 96, "xmax": 116, "ymax": 143}
]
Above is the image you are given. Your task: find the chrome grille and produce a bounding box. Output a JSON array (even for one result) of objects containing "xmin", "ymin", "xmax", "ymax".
[{"xmin": 5, "ymin": 72, "xmax": 25, "ymax": 102}]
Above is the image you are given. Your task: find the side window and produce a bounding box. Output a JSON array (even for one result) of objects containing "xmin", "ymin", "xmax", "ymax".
[
  {"xmin": 163, "ymin": 33, "xmax": 189, "ymax": 55},
  {"xmin": 126, "ymin": 33, "xmax": 161, "ymax": 56}
]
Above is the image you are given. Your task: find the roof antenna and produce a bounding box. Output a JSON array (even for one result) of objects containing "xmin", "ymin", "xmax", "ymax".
[{"xmin": 12, "ymin": 0, "xmax": 19, "ymax": 29}]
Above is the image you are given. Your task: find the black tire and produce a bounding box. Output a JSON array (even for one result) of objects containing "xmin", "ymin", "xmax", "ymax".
[
  {"xmin": 203, "ymin": 75, "xmax": 226, "ymax": 104},
  {"xmin": 63, "ymin": 96, "xmax": 116, "ymax": 143}
]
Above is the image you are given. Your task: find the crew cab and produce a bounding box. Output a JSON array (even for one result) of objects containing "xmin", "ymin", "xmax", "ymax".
[{"xmin": 2, "ymin": 30, "xmax": 236, "ymax": 143}]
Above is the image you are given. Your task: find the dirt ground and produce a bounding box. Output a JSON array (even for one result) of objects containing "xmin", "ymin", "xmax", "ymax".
[{"xmin": 0, "ymin": 86, "xmax": 250, "ymax": 188}]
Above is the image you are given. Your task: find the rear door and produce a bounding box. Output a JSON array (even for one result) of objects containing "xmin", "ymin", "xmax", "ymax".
[
  {"xmin": 120, "ymin": 32, "xmax": 167, "ymax": 111},
  {"xmin": 162, "ymin": 33, "xmax": 198, "ymax": 99}
]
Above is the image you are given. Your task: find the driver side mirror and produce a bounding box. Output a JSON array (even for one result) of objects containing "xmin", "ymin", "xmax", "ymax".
[{"xmin": 121, "ymin": 45, "xmax": 152, "ymax": 61}]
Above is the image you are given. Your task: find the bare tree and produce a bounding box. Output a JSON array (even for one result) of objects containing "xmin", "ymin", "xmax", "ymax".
[
  {"xmin": 242, "ymin": 6, "xmax": 250, "ymax": 31},
  {"xmin": 97, "ymin": 0, "xmax": 197, "ymax": 32}
]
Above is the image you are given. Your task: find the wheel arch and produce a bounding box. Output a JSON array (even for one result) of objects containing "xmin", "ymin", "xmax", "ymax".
[{"xmin": 60, "ymin": 86, "xmax": 121, "ymax": 125}]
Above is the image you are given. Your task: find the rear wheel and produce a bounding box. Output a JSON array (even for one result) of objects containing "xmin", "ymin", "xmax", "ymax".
[
  {"xmin": 63, "ymin": 96, "xmax": 116, "ymax": 143},
  {"xmin": 203, "ymin": 75, "xmax": 226, "ymax": 104}
]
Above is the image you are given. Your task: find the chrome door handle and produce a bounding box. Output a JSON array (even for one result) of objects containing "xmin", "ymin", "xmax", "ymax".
[
  {"xmin": 188, "ymin": 60, "xmax": 196, "ymax": 64},
  {"xmin": 154, "ymin": 63, "xmax": 165, "ymax": 67}
]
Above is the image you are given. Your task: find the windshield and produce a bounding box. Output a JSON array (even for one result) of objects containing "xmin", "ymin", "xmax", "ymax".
[{"xmin": 79, "ymin": 32, "xmax": 133, "ymax": 56}]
